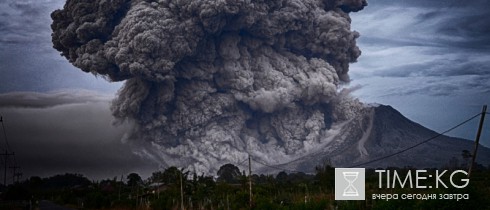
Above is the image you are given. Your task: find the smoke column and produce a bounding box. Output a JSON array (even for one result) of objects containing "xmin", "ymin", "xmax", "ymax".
[{"xmin": 52, "ymin": 0, "xmax": 367, "ymax": 173}]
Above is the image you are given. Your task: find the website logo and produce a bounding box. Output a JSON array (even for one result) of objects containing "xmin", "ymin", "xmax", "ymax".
[{"xmin": 335, "ymin": 168, "xmax": 365, "ymax": 200}]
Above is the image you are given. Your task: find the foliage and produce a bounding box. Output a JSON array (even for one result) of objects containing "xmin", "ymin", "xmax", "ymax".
[
  {"xmin": 217, "ymin": 163, "xmax": 242, "ymax": 183},
  {"xmin": 126, "ymin": 173, "xmax": 142, "ymax": 187},
  {"xmin": 2, "ymin": 163, "xmax": 490, "ymax": 209}
]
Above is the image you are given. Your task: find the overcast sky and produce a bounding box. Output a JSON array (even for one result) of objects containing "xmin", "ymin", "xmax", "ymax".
[
  {"xmin": 1, "ymin": 0, "xmax": 490, "ymax": 181},
  {"xmin": 349, "ymin": 0, "xmax": 490, "ymax": 145}
]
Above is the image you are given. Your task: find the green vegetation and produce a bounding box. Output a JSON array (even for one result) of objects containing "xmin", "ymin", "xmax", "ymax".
[{"xmin": 1, "ymin": 163, "xmax": 490, "ymax": 210}]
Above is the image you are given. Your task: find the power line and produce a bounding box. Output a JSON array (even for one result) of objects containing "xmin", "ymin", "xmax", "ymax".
[
  {"xmin": 348, "ymin": 112, "xmax": 482, "ymax": 168},
  {"xmin": 237, "ymin": 157, "xmax": 249, "ymax": 167},
  {"xmin": 0, "ymin": 116, "xmax": 11, "ymax": 152},
  {"xmin": 226, "ymin": 156, "xmax": 250, "ymax": 172},
  {"xmin": 230, "ymin": 109, "xmax": 485, "ymax": 175},
  {"xmin": 244, "ymin": 111, "xmax": 483, "ymax": 173},
  {"xmin": 0, "ymin": 116, "xmax": 20, "ymax": 186},
  {"xmin": 469, "ymin": 105, "xmax": 487, "ymax": 177},
  {"xmin": 1, "ymin": 150, "xmax": 14, "ymax": 186},
  {"xmin": 250, "ymin": 156, "xmax": 303, "ymax": 174}
]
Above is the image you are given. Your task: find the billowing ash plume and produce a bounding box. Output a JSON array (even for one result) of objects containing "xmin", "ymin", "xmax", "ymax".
[{"xmin": 52, "ymin": 0, "xmax": 368, "ymax": 173}]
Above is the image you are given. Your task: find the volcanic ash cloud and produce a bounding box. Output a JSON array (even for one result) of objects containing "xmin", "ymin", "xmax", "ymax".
[{"xmin": 51, "ymin": 0, "xmax": 368, "ymax": 173}]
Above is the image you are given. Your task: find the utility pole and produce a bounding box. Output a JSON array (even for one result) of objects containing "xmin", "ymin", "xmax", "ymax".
[
  {"xmin": 1, "ymin": 116, "xmax": 15, "ymax": 186},
  {"xmin": 468, "ymin": 105, "xmax": 487, "ymax": 177},
  {"xmin": 180, "ymin": 169, "xmax": 184, "ymax": 210},
  {"xmin": 1, "ymin": 150, "xmax": 14, "ymax": 186},
  {"xmin": 14, "ymin": 172, "xmax": 22, "ymax": 183},
  {"xmin": 226, "ymin": 194, "xmax": 230, "ymax": 210},
  {"xmin": 249, "ymin": 154, "xmax": 252, "ymax": 208},
  {"xmin": 9, "ymin": 165, "xmax": 19, "ymax": 183},
  {"xmin": 118, "ymin": 174, "xmax": 122, "ymax": 201},
  {"xmin": 304, "ymin": 184, "xmax": 309, "ymax": 204}
]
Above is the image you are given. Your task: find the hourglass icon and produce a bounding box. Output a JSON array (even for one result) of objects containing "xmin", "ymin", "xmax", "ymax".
[{"xmin": 342, "ymin": 171, "xmax": 359, "ymax": 196}]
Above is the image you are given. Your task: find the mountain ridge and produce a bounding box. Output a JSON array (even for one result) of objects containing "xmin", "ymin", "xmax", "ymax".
[{"xmin": 256, "ymin": 105, "xmax": 490, "ymax": 173}]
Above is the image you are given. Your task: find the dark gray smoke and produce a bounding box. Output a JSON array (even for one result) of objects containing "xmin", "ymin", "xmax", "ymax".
[{"xmin": 52, "ymin": 0, "xmax": 367, "ymax": 173}]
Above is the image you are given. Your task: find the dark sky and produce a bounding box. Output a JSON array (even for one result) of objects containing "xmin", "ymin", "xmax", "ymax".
[
  {"xmin": 1, "ymin": 0, "xmax": 490, "ymax": 181},
  {"xmin": 0, "ymin": 91, "xmax": 157, "ymax": 180}
]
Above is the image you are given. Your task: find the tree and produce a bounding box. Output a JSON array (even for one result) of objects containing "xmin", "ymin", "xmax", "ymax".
[
  {"xmin": 149, "ymin": 167, "xmax": 185, "ymax": 185},
  {"xmin": 43, "ymin": 173, "xmax": 91, "ymax": 189},
  {"xmin": 315, "ymin": 161, "xmax": 334, "ymax": 191},
  {"xmin": 462, "ymin": 150, "xmax": 472, "ymax": 167},
  {"xmin": 276, "ymin": 171, "xmax": 288, "ymax": 183},
  {"xmin": 217, "ymin": 164, "xmax": 242, "ymax": 183},
  {"xmin": 126, "ymin": 173, "xmax": 142, "ymax": 187}
]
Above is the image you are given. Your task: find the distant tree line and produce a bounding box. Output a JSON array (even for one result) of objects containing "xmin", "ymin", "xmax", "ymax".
[{"xmin": 1, "ymin": 158, "xmax": 490, "ymax": 210}]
